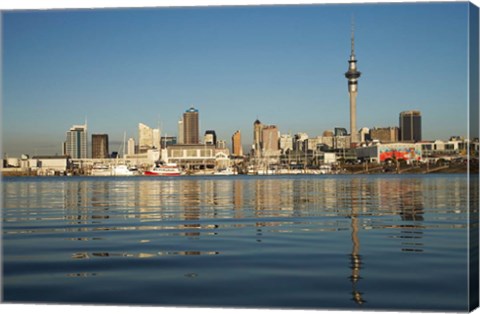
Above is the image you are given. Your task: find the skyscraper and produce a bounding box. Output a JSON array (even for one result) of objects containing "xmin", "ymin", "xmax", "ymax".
[
  {"xmin": 138, "ymin": 123, "xmax": 153, "ymax": 152},
  {"xmin": 204, "ymin": 130, "xmax": 217, "ymax": 146},
  {"xmin": 262, "ymin": 125, "xmax": 279, "ymax": 155},
  {"xmin": 253, "ymin": 119, "xmax": 263, "ymax": 157},
  {"xmin": 138, "ymin": 123, "xmax": 160, "ymax": 152},
  {"xmin": 127, "ymin": 138, "xmax": 136, "ymax": 156},
  {"xmin": 177, "ymin": 118, "xmax": 184, "ymax": 144},
  {"xmin": 399, "ymin": 110, "xmax": 422, "ymax": 142},
  {"xmin": 183, "ymin": 107, "xmax": 199, "ymax": 144},
  {"xmin": 91, "ymin": 134, "xmax": 109, "ymax": 158},
  {"xmin": 345, "ymin": 19, "xmax": 361, "ymax": 146},
  {"xmin": 65, "ymin": 123, "xmax": 88, "ymax": 158},
  {"xmin": 232, "ymin": 130, "xmax": 243, "ymax": 156}
]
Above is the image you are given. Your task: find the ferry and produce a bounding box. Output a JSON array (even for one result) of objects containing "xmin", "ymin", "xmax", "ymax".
[{"xmin": 144, "ymin": 161, "xmax": 181, "ymax": 176}]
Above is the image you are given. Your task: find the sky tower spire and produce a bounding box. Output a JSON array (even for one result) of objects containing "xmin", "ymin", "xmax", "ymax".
[{"xmin": 345, "ymin": 15, "xmax": 361, "ymax": 146}]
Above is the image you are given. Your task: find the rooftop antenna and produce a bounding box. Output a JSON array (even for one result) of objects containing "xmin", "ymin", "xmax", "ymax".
[{"xmin": 351, "ymin": 14, "xmax": 356, "ymax": 59}]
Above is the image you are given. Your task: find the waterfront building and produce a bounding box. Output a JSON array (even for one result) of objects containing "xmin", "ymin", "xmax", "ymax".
[
  {"xmin": 177, "ymin": 118, "xmax": 184, "ymax": 144},
  {"xmin": 138, "ymin": 123, "xmax": 154, "ymax": 153},
  {"xmin": 160, "ymin": 136, "xmax": 177, "ymax": 149},
  {"xmin": 279, "ymin": 134, "xmax": 293, "ymax": 154},
  {"xmin": 307, "ymin": 136, "xmax": 325, "ymax": 151},
  {"xmin": 138, "ymin": 123, "xmax": 161, "ymax": 152},
  {"xmin": 334, "ymin": 136, "xmax": 351, "ymax": 150},
  {"xmin": 399, "ymin": 110, "xmax": 422, "ymax": 142},
  {"xmin": 91, "ymin": 134, "xmax": 109, "ymax": 159},
  {"xmin": 217, "ymin": 140, "xmax": 227, "ymax": 150},
  {"xmin": 294, "ymin": 133, "xmax": 309, "ymax": 152},
  {"xmin": 359, "ymin": 127, "xmax": 370, "ymax": 143},
  {"xmin": 335, "ymin": 127, "xmax": 348, "ymax": 137},
  {"xmin": 183, "ymin": 107, "xmax": 200, "ymax": 144},
  {"xmin": 345, "ymin": 20, "xmax": 361, "ymax": 146},
  {"xmin": 167, "ymin": 144, "xmax": 215, "ymax": 170},
  {"xmin": 356, "ymin": 142, "xmax": 422, "ymax": 163},
  {"xmin": 323, "ymin": 130, "xmax": 334, "ymax": 137},
  {"xmin": 370, "ymin": 127, "xmax": 399, "ymax": 143},
  {"xmin": 262, "ymin": 125, "xmax": 280, "ymax": 156},
  {"xmin": 232, "ymin": 130, "xmax": 243, "ymax": 156},
  {"xmin": 64, "ymin": 123, "xmax": 88, "ymax": 159},
  {"xmin": 127, "ymin": 138, "xmax": 136, "ymax": 156},
  {"xmin": 153, "ymin": 129, "xmax": 161, "ymax": 149},
  {"xmin": 204, "ymin": 130, "xmax": 217, "ymax": 146}
]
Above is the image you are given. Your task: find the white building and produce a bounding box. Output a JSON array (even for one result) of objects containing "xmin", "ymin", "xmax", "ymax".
[
  {"xmin": 127, "ymin": 138, "xmax": 136, "ymax": 156},
  {"xmin": 356, "ymin": 142, "xmax": 422, "ymax": 163},
  {"xmin": 177, "ymin": 118, "xmax": 184, "ymax": 144},
  {"xmin": 138, "ymin": 123, "xmax": 160, "ymax": 152},
  {"xmin": 279, "ymin": 134, "xmax": 293, "ymax": 154}
]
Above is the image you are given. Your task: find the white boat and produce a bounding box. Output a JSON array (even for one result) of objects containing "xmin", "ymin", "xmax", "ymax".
[
  {"xmin": 214, "ymin": 167, "xmax": 237, "ymax": 176},
  {"xmin": 112, "ymin": 164, "xmax": 139, "ymax": 176},
  {"xmin": 91, "ymin": 164, "xmax": 111, "ymax": 176},
  {"xmin": 144, "ymin": 161, "xmax": 181, "ymax": 176}
]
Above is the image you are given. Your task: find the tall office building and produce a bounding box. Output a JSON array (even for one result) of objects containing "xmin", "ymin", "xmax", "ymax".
[
  {"xmin": 399, "ymin": 110, "xmax": 422, "ymax": 142},
  {"xmin": 253, "ymin": 119, "xmax": 263, "ymax": 157},
  {"xmin": 232, "ymin": 130, "xmax": 243, "ymax": 156},
  {"xmin": 138, "ymin": 123, "xmax": 153, "ymax": 152},
  {"xmin": 153, "ymin": 129, "xmax": 161, "ymax": 149},
  {"xmin": 138, "ymin": 123, "xmax": 160, "ymax": 152},
  {"xmin": 177, "ymin": 118, "xmax": 184, "ymax": 144},
  {"xmin": 91, "ymin": 134, "xmax": 109, "ymax": 158},
  {"xmin": 279, "ymin": 134, "xmax": 294, "ymax": 154},
  {"xmin": 127, "ymin": 138, "xmax": 136, "ymax": 156},
  {"xmin": 65, "ymin": 123, "xmax": 88, "ymax": 158},
  {"xmin": 345, "ymin": 19, "xmax": 361, "ymax": 145},
  {"xmin": 370, "ymin": 127, "xmax": 398, "ymax": 143},
  {"xmin": 262, "ymin": 125, "xmax": 279, "ymax": 155},
  {"xmin": 183, "ymin": 107, "xmax": 199, "ymax": 144},
  {"xmin": 204, "ymin": 130, "xmax": 217, "ymax": 146}
]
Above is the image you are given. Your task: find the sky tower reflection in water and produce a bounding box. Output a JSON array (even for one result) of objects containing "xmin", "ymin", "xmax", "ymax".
[{"xmin": 2, "ymin": 175, "xmax": 472, "ymax": 309}]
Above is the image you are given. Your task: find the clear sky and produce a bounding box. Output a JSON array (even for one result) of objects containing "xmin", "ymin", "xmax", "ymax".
[{"xmin": 1, "ymin": 1, "xmax": 474, "ymax": 156}]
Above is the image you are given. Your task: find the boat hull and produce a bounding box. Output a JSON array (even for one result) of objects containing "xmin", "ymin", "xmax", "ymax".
[{"xmin": 143, "ymin": 171, "xmax": 181, "ymax": 176}]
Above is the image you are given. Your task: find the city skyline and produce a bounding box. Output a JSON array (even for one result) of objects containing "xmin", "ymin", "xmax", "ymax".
[{"xmin": 2, "ymin": 1, "xmax": 476, "ymax": 156}]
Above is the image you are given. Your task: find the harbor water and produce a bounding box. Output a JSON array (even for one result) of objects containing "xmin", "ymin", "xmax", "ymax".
[{"xmin": 2, "ymin": 174, "xmax": 476, "ymax": 311}]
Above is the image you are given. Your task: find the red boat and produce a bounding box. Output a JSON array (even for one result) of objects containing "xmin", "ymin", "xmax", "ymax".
[{"xmin": 144, "ymin": 161, "xmax": 181, "ymax": 176}]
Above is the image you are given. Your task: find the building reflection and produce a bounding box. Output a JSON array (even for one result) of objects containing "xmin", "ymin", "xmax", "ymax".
[{"xmin": 349, "ymin": 178, "xmax": 366, "ymax": 305}]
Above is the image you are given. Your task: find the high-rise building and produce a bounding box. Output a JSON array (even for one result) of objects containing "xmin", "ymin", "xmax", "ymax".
[
  {"xmin": 91, "ymin": 134, "xmax": 109, "ymax": 158},
  {"xmin": 294, "ymin": 132, "xmax": 309, "ymax": 152},
  {"xmin": 232, "ymin": 130, "xmax": 243, "ymax": 156},
  {"xmin": 217, "ymin": 140, "xmax": 227, "ymax": 149},
  {"xmin": 253, "ymin": 119, "xmax": 263, "ymax": 157},
  {"xmin": 183, "ymin": 107, "xmax": 199, "ymax": 144},
  {"xmin": 139, "ymin": 123, "xmax": 153, "ymax": 152},
  {"xmin": 279, "ymin": 134, "xmax": 293, "ymax": 154},
  {"xmin": 160, "ymin": 136, "xmax": 177, "ymax": 149},
  {"xmin": 370, "ymin": 127, "xmax": 398, "ymax": 143},
  {"xmin": 177, "ymin": 118, "xmax": 184, "ymax": 144},
  {"xmin": 334, "ymin": 127, "xmax": 348, "ymax": 137},
  {"xmin": 399, "ymin": 110, "xmax": 422, "ymax": 142},
  {"xmin": 204, "ymin": 130, "xmax": 217, "ymax": 146},
  {"xmin": 64, "ymin": 124, "xmax": 88, "ymax": 158},
  {"xmin": 127, "ymin": 138, "xmax": 136, "ymax": 156},
  {"xmin": 345, "ymin": 20, "xmax": 361, "ymax": 146},
  {"xmin": 138, "ymin": 123, "xmax": 160, "ymax": 152},
  {"xmin": 262, "ymin": 125, "xmax": 279, "ymax": 155}
]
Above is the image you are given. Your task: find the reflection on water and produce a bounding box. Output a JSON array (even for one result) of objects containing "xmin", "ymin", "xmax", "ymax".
[{"xmin": 2, "ymin": 175, "xmax": 475, "ymax": 310}]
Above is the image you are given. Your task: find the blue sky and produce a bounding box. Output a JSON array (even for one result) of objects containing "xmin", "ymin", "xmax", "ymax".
[{"xmin": 1, "ymin": 1, "xmax": 473, "ymax": 156}]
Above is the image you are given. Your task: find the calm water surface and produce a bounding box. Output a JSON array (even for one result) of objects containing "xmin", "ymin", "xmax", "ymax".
[{"xmin": 2, "ymin": 174, "xmax": 476, "ymax": 311}]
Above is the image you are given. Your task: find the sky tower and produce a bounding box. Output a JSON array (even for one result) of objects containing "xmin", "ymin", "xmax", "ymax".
[{"xmin": 345, "ymin": 18, "xmax": 361, "ymax": 146}]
